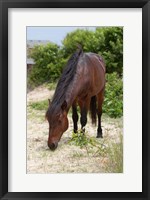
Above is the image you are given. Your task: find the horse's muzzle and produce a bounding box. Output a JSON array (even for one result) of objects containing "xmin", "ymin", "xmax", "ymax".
[{"xmin": 48, "ymin": 142, "xmax": 58, "ymax": 150}]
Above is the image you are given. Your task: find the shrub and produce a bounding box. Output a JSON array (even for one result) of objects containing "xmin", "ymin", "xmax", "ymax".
[
  {"xmin": 103, "ymin": 73, "xmax": 123, "ymax": 118},
  {"xmin": 28, "ymin": 43, "xmax": 67, "ymax": 89},
  {"xmin": 97, "ymin": 27, "xmax": 123, "ymax": 75}
]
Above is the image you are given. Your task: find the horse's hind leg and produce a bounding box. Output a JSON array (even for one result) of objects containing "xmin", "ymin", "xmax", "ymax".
[
  {"xmin": 72, "ymin": 101, "xmax": 78, "ymax": 133},
  {"xmin": 97, "ymin": 89, "xmax": 104, "ymax": 138}
]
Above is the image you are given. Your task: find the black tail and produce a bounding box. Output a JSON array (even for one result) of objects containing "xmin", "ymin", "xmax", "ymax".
[{"xmin": 90, "ymin": 96, "xmax": 97, "ymax": 125}]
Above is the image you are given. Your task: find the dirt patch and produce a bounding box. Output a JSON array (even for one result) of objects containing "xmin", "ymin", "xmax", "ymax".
[
  {"xmin": 27, "ymin": 85, "xmax": 54, "ymax": 103},
  {"xmin": 27, "ymin": 86, "xmax": 123, "ymax": 173}
]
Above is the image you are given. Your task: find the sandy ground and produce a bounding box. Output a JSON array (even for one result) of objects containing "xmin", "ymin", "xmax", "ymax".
[{"xmin": 27, "ymin": 85, "xmax": 123, "ymax": 173}]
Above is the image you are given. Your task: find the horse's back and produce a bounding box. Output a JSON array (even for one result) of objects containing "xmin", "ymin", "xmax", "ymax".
[
  {"xmin": 84, "ymin": 52, "xmax": 105, "ymax": 72},
  {"xmin": 77, "ymin": 52, "xmax": 105, "ymax": 96}
]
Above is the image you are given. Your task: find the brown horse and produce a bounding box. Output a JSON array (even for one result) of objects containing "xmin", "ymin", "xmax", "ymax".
[{"xmin": 46, "ymin": 47, "xmax": 105, "ymax": 150}]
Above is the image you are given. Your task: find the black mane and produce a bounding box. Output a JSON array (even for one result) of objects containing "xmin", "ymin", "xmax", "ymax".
[{"xmin": 48, "ymin": 47, "xmax": 83, "ymax": 114}]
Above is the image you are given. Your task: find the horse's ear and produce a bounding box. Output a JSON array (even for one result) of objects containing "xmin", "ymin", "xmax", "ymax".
[
  {"xmin": 48, "ymin": 99, "xmax": 51, "ymax": 106},
  {"xmin": 61, "ymin": 100, "xmax": 67, "ymax": 110}
]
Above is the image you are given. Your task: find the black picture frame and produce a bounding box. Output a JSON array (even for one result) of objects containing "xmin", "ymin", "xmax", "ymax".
[{"xmin": 0, "ymin": 0, "xmax": 150, "ymax": 199}]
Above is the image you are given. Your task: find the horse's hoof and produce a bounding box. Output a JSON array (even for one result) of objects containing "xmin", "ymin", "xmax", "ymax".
[
  {"xmin": 74, "ymin": 130, "xmax": 78, "ymax": 133},
  {"xmin": 96, "ymin": 135, "xmax": 103, "ymax": 138},
  {"xmin": 81, "ymin": 128, "xmax": 85, "ymax": 133}
]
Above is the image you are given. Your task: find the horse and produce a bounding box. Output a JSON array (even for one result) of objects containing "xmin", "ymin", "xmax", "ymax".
[{"xmin": 45, "ymin": 47, "xmax": 106, "ymax": 150}]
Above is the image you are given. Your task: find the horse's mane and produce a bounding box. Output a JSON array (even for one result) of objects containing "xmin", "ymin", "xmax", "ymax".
[{"xmin": 48, "ymin": 47, "xmax": 83, "ymax": 114}]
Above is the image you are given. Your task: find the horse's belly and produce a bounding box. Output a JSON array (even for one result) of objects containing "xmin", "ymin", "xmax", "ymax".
[
  {"xmin": 88, "ymin": 70, "xmax": 105, "ymax": 96},
  {"xmin": 77, "ymin": 79, "xmax": 104, "ymax": 99},
  {"xmin": 90, "ymin": 79, "xmax": 105, "ymax": 96}
]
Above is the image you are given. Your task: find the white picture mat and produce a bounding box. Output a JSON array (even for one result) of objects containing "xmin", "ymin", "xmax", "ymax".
[{"xmin": 8, "ymin": 8, "xmax": 142, "ymax": 192}]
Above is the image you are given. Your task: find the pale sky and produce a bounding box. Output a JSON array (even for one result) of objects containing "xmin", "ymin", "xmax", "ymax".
[{"xmin": 27, "ymin": 26, "xmax": 96, "ymax": 46}]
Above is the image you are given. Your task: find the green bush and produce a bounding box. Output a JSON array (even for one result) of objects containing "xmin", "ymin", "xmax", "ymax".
[
  {"xmin": 103, "ymin": 73, "xmax": 123, "ymax": 118},
  {"xmin": 28, "ymin": 43, "xmax": 67, "ymax": 88},
  {"xmin": 97, "ymin": 27, "xmax": 123, "ymax": 75}
]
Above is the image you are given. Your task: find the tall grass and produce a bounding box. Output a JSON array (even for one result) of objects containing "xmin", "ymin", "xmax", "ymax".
[{"xmin": 105, "ymin": 134, "xmax": 123, "ymax": 173}]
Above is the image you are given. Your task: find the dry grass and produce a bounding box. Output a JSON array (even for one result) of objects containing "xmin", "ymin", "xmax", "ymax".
[{"xmin": 27, "ymin": 85, "xmax": 123, "ymax": 173}]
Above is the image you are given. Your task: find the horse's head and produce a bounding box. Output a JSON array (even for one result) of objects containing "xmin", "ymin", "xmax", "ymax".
[{"xmin": 46, "ymin": 100, "xmax": 69, "ymax": 150}]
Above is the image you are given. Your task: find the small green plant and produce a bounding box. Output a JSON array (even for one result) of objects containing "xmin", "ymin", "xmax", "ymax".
[
  {"xmin": 69, "ymin": 130, "xmax": 89, "ymax": 147},
  {"xmin": 29, "ymin": 100, "xmax": 48, "ymax": 110},
  {"xmin": 46, "ymin": 82, "xmax": 57, "ymax": 90},
  {"xmin": 69, "ymin": 130, "xmax": 108, "ymax": 156},
  {"xmin": 72, "ymin": 151, "xmax": 84, "ymax": 158}
]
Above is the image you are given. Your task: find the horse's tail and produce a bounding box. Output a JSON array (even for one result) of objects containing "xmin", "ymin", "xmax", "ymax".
[{"xmin": 90, "ymin": 96, "xmax": 97, "ymax": 125}]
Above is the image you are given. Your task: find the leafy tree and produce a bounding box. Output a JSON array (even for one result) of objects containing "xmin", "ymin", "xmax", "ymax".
[
  {"xmin": 62, "ymin": 27, "xmax": 123, "ymax": 75},
  {"xmin": 97, "ymin": 27, "xmax": 123, "ymax": 75},
  {"xmin": 62, "ymin": 29, "xmax": 96, "ymax": 56}
]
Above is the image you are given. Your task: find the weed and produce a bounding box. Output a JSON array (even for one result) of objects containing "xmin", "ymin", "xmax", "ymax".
[
  {"xmin": 69, "ymin": 130, "xmax": 108, "ymax": 156},
  {"xmin": 29, "ymin": 100, "xmax": 48, "ymax": 110},
  {"xmin": 72, "ymin": 151, "xmax": 84, "ymax": 158},
  {"xmin": 45, "ymin": 82, "xmax": 57, "ymax": 90}
]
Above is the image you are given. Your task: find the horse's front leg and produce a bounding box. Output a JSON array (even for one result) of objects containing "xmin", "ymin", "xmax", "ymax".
[
  {"xmin": 79, "ymin": 98, "xmax": 90, "ymax": 133},
  {"xmin": 72, "ymin": 101, "xmax": 78, "ymax": 133},
  {"xmin": 80, "ymin": 108, "xmax": 87, "ymax": 133}
]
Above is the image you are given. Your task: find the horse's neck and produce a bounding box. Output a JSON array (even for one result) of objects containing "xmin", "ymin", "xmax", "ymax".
[{"xmin": 65, "ymin": 74, "xmax": 80, "ymax": 110}]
